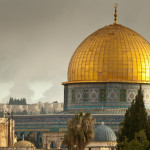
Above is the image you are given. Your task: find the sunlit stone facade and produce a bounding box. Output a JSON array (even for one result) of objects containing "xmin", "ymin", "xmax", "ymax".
[
  {"xmin": 0, "ymin": 102, "xmax": 63, "ymax": 115},
  {"xmin": 0, "ymin": 118, "xmax": 15, "ymax": 147}
]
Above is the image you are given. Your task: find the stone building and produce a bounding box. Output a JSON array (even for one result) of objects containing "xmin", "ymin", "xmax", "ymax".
[
  {"xmin": 86, "ymin": 123, "xmax": 117, "ymax": 150},
  {"xmin": 42, "ymin": 132, "xmax": 65, "ymax": 149},
  {"xmin": 0, "ymin": 117, "xmax": 15, "ymax": 147},
  {"xmin": 0, "ymin": 139, "xmax": 36, "ymax": 150},
  {"xmin": 62, "ymin": 5, "xmax": 150, "ymax": 114},
  {"xmin": 0, "ymin": 102, "xmax": 63, "ymax": 115},
  {"xmin": 41, "ymin": 123, "xmax": 117, "ymax": 150},
  {"xmin": 0, "ymin": 116, "xmax": 36, "ymax": 150},
  {"xmin": 2, "ymin": 4, "xmax": 150, "ymax": 150}
]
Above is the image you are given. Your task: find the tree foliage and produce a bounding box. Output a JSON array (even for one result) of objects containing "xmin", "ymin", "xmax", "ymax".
[
  {"xmin": 13, "ymin": 109, "xmax": 28, "ymax": 115},
  {"xmin": 63, "ymin": 112, "xmax": 95, "ymax": 150},
  {"xmin": 117, "ymin": 86, "xmax": 150, "ymax": 149},
  {"xmin": 40, "ymin": 106, "xmax": 46, "ymax": 114},
  {"xmin": 118, "ymin": 130, "xmax": 149, "ymax": 150},
  {"xmin": 9, "ymin": 97, "xmax": 27, "ymax": 105}
]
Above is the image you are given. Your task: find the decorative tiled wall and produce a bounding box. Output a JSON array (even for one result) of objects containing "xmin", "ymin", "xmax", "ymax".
[
  {"xmin": 120, "ymin": 89, "xmax": 126, "ymax": 102},
  {"xmin": 83, "ymin": 90, "xmax": 89, "ymax": 101},
  {"xmin": 127, "ymin": 89, "xmax": 137, "ymax": 102},
  {"xmin": 108, "ymin": 88, "xmax": 117, "ymax": 102},
  {"xmin": 89, "ymin": 89, "xmax": 99, "ymax": 102},
  {"xmin": 72, "ymin": 89, "xmax": 76, "ymax": 102},
  {"xmin": 64, "ymin": 83, "xmax": 150, "ymax": 110},
  {"xmin": 100, "ymin": 89, "xmax": 106, "ymax": 101},
  {"xmin": 144, "ymin": 90, "xmax": 150, "ymax": 103},
  {"xmin": 76, "ymin": 90, "xmax": 82, "ymax": 102}
]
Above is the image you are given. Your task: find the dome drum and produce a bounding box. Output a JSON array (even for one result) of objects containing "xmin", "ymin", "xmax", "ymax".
[{"xmin": 64, "ymin": 83, "xmax": 150, "ymax": 111}]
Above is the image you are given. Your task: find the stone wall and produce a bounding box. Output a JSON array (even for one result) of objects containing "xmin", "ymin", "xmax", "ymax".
[
  {"xmin": 0, "ymin": 118, "xmax": 15, "ymax": 147},
  {"xmin": 0, "ymin": 102, "xmax": 63, "ymax": 115},
  {"xmin": 85, "ymin": 141, "xmax": 117, "ymax": 150}
]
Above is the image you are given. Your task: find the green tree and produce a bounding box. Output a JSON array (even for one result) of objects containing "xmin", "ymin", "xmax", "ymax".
[
  {"xmin": 118, "ymin": 130, "xmax": 149, "ymax": 150},
  {"xmin": 146, "ymin": 119, "xmax": 150, "ymax": 143},
  {"xmin": 22, "ymin": 109, "xmax": 28, "ymax": 115},
  {"xmin": 8, "ymin": 97, "xmax": 27, "ymax": 105},
  {"xmin": 9, "ymin": 97, "xmax": 13, "ymax": 105},
  {"xmin": 40, "ymin": 107, "xmax": 46, "ymax": 114},
  {"xmin": 63, "ymin": 112, "xmax": 95, "ymax": 150},
  {"xmin": 117, "ymin": 86, "xmax": 150, "ymax": 149},
  {"xmin": 22, "ymin": 98, "xmax": 27, "ymax": 105}
]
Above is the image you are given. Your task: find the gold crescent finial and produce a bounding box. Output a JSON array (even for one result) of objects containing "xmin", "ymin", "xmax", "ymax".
[{"xmin": 114, "ymin": 3, "xmax": 118, "ymax": 24}]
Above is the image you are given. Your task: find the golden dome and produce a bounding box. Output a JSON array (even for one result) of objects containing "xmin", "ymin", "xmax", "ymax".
[{"xmin": 65, "ymin": 24, "xmax": 150, "ymax": 84}]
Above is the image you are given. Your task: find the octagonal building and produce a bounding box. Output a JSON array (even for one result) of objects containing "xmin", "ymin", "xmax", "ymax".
[{"xmin": 62, "ymin": 6, "xmax": 150, "ymax": 113}]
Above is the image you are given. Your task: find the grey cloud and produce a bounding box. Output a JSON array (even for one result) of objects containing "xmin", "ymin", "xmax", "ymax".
[
  {"xmin": 3, "ymin": 82, "xmax": 34, "ymax": 103},
  {"xmin": 37, "ymin": 84, "xmax": 63, "ymax": 103}
]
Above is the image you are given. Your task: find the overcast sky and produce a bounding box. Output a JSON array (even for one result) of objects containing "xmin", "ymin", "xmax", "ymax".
[{"xmin": 0, "ymin": 0, "xmax": 150, "ymax": 104}]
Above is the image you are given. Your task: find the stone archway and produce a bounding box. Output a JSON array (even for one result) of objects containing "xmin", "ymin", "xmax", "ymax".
[{"xmin": 42, "ymin": 132, "xmax": 65, "ymax": 149}]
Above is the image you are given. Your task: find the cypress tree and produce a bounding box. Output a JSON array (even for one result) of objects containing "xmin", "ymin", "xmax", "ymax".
[
  {"xmin": 40, "ymin": 107, "xmax": 46, "ymax": 114},
  {"xmin": 8, "ymin": 97, "xmax": 10, "ymax": 105},
  {"xmin": 23, "ymin": 98, "xmax": 27, "ymax": 105},
  {"xmin": 25, "ymin": 98, "xmax": 27, "ymax": 105},
  {"xmin": 22, "ymin": 109, "xmax": 28, "ymax": 115},
  {"xmin": 118, "ymin": 86, "xmax": 148, "ymax": 146},
  {"xmin": 9, "ymin": 97, "xmax": 11, "ymax": 105}
]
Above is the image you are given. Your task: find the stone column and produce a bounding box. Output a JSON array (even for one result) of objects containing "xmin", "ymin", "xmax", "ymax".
[
  {"xmin": 46, "ymin": 141, "xmax": 51, "ymax": 149},
  {"xmin": 42, "ymin": 135, "xmax": 47, "ymax": 149}
]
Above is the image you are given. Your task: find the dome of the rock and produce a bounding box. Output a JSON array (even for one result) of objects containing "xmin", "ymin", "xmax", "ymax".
[
  {"xmin": 66, "ymin": 24, "xmax": 150, "ymax": 84},
  {"xmin": 63, "ymin": 6, "xmax": 150, "ymax": 112}
]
